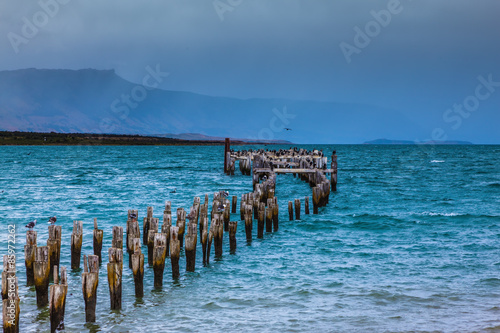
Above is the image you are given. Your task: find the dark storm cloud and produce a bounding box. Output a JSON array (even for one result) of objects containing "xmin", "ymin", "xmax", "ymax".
[{"xmin": 1, "ymin": 0, "xmax": 499, "ymax": 142}]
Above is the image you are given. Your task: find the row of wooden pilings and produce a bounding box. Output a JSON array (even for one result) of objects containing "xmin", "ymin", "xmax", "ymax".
[{"xmin": 4, "ymin": 188, "xmax": 285, "ymax": 331}]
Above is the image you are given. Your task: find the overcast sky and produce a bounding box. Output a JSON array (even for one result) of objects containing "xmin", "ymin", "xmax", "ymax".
[{"xmin": 1, "ymin": 0, "xmax": 499, "ymax": 142}]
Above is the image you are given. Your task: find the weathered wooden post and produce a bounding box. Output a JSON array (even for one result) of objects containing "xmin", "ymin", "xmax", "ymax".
[
  {"xmin": 131, "ymin": 238, "xmax": 144, "ymax": 297},
  {"xmin": 312, "ymin": 187, "xmax": 321, "ymax": 214},
  {"xmin": 231, "ymin": 195, "xmax": 237, "ymax": 214},
  {"xmin": 228, "ymin": 221, "xmax": 237, "ymax": 253},
  {"xmin": 24, "ymin": 230, "xmax": 37, "ymax": 286},
  {"xmin": 240, "ymin": 194, "xmax": 246, "ymax": 220},
  {"xmin": 294, "ymin": 199, "xmax": 301, "ymax": 220},
  {"xmin": 2, "ymin": 255, "xmax": 19, "ymax": 333},
  {"xmin": 152, "ymin": 233, "xmax": 167, "ymax": 287},
  {"xmin": 201, "ymin": 214, "xmax": 209, "ymax": 265},
  {"xmin": 34, "ymin": 246, "xmax": 50, "ymax": 307},
  {"xmin": 49, "ymin": 266, "xmax": 67, "ymax": 333},
  {"xmin": 213, "ymin": 215, "xmax": 224, "ymax": 257},
  {"xmin": 47, "ymin": 225, "xmax": 61, "ymax": 281},
  {"xmin": 170, "ymin": 226, "xmax": 180, "ymax": 279},
  {"xmin": 331, "ymin": 152, "xmax": 337, "ymax": 191},
  {"xmin": 266, "ymin": 205, "xmax": 273, "ymax": 232},
  {"xmin": 107, "ymin": 247, "xmax": 123, "ymax": 310},
  {"xmin": 143, "ymin": 206, "xmax": 153, "ymax": 244},
  {"xmin": 147, "ymin": 218, "xmax": 159, "ymax": 266},
  {"xmin": 71, "ymin": 221, "xmax": 83, "ymax": 270},
  {"xmin": 127, "ymin": 214, "xmax": 140, "ymax": 268},
  {"xmin": 82, "ymin": 255, "xmax": 99, "ymax": 322},
  {"xmin": 185, "ymin": 222, "xmax": 197, "ymax": 272},
  {"xmin": 305, "ymin": 196, "xmax": 310, "ymax": 215},
  {"xmin": 288, "ymin": 201, "xmax": 293, "ymax": 221},
  {"xmin": 223, "ymin": 202, "xmax": 230, "ymax": 231},
  {"xmin": 224, "ymin": 138, "xmax": 230, "ymax": 174},
  {"xmin": 177, "ymin": 208, "xmax": 186, "ymax": 248},
  {"xmin": 272, "ymin": 199, "xmax": 279, "ymax": 232},
  {"xmin": 257, "ymin": 206, "xmax": 265, "ymax": 239},
  {"xmin": 162, "ymin": 202, "xmax": 172, "ymax": 257},
  {"xmin": 93, "ymin": 218, "xmax": 104, "ymax": 265}
]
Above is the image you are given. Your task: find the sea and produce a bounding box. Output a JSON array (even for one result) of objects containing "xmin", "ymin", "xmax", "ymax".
[{"xmin": 0, "ymin": 144, "xmax": 499, "ymax": 332}]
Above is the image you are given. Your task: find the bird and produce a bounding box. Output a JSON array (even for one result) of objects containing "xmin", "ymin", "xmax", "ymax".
[
  {"xmin": 25, "ymin": 219, "xmax": 37, "ymax": 230},
  {"xmin": 170, "ymin": 188, "xmax": 177, "ymax": 194},
  {"xmin": 216, "ymin": 203, "xmax": 226, "ymax": 213},
  {"xmin": 284, "ymin": 128, "xmax": 292, "ymax": 131},
  {"xmin": 48, "ymin": 216, "xmax": 57, "ymax": 224},
  {"xmin": 219, "ymin": 190, "xmax": 229, "ymax": 198},
  {"xmin": 129, "ymin": 213, "xmax": 137, "ymax": 220},
  {"xmin": 27, "ymin": 152, "xmax": 31, "ymax": 155},
  {"xmin": 262, "ymin": 175, "xmax": 268, "ymax": 181}
]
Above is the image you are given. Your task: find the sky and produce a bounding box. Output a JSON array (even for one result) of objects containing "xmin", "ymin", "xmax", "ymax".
[{"xmin": 0, "ymin": 0, "xmax": 499, "ymax": 143}]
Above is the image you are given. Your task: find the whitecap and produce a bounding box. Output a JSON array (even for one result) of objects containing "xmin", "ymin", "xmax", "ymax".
[{"xmin": 430, "ymin": 160, "xmax": 445, "ymax": 163}]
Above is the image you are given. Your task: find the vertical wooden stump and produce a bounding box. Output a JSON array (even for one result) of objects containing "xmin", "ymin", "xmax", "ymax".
[
  {"xmin": 201, "ymin": 215, "xmax": 208, "ymax": 265},
  {"xmin": 213, "ymin": 215, "xmax": 224, "ymax": 257},
  {"xmin": 127, "ymin": 217, "xmax": 140, "ymax": 269},
  {"xmin": 143, "ymin": 206, "xmax": 153, "ymax": 245},
  {"xmin": 176, "ymin": 208, "xmax": 186, "ymax": 249},
  {"xmin": 305, "ymin": 196, "xmax": 310, "ymax": 215},
  {"xmin": 131, "ymin": 238, "xmax": 144, "ymax": 298},
  {"xmin": 82, "ymin": 255, "xmax": 99, "ymax": 322},
  {"xmin": 294, "ymin": 199, "xmax": 301, "ymax": 220},
  {"xmin": 228, "ymin": 221, "xmax": 237, "ymax": 253},
  {"xmin": 71, "ymin": 221, "xmax": 83, "ymax": 270},
  {"xmin": 162, "ymin": 202, "xmax": 172, "ymax": 258},
  {"xmin": 93, "ymin": 219, "xmax": 103, "ymax": 265},
  {"xmin": 147, "ymin": 218, "xmax": 159, "ymax": 266},
  {"xmin": 288, "ymin": 201, "xmax": 294, "ymax": 221},
  {"xmin": 112, "ymin": 226, "xmax": 123, "ymax": 249},
  {"xmin": 240, "ymin": 195, "xmax": 246, "ymax": 220},
  {"xmin": 2, "ymin": 256, "xmax": 19, "ymax": 333},
  {"xmin": 107, "ymin": 248, "xmax": 123, "ymax": 310},
  {"xmin": 49, "ymin": 266, "xmax": 68, "ymax": 333},
  {"xmin": 272, "ymin": 200, "xmax": 279, "ymax": 232},
  {"xmin": 170, "ymin": 227, "xmax": 180, "ymax": 279},
  {"xmin": 231, "ymin": 195, "xmax": 237, "ymax": 214},
  {"xmin": 266, "ymin": 205, "xmax": 273, "ymax": 232},
  {"xmin": 244, "ymin": 213, "xmax": 252, "ymax": 243},
  {"xmin": 257, "ymin": 208, "xmax": 265, "ymax": 239},
  {"xmin": 185, "ymin": 222, "xmax": 197, "ymax": 272},
  {"xmin": 152, "ymin": 233, "xmax": 167, "ymax": 287},
  {"xmin": 312, "ymin": 187, "xmax": 320, "ymax": 214},
  {"xmin": 24, "ymin": 230, "xmax": 37, "ymax": 286},
  {"xmin": 331, "ymin": 153, "xmax": 337, "ymax": 191},
  {"xmin": 34, "ymin": 246, "xmax": 50, "ymax": 307},
  {"xmin": 47, "ymin": 225, "xmax": 61, "ymax": 282},
  {"xmin": 223, "ymin": 203, "xmax": 230, "ymax": 232}
]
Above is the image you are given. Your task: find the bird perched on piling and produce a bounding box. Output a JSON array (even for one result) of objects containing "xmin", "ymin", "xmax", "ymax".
[
  {"xmin": 217, "ymin": 203, "xmax": 226, "ymax": 213},
  {"xmin": 129, "ymin": 213, "xmax": 137, "ymax": 220},
  {"xmin": 25, "ymin": 219, "xmax": 37, "ymax": 230},
  {"xmin": 219, "ymin": 190, "xmax": 229, "ymax": 198},
  {"xmin": 48, "ymin": 216, "xmax": 57, "ymax": 224}
]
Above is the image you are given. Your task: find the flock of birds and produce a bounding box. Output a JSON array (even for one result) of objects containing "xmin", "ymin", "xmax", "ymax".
[{"xmin": 25, "ymin": 190, "xmax": 231, "ymax": 231}]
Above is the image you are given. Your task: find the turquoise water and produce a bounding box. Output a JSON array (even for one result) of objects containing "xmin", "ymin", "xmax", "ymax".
[{"xmin": 1, "ymin": 144, "xmax": 499, "ymax": 332}]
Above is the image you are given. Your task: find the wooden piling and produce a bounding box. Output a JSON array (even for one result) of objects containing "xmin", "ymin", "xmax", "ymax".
[
  {"xmin": 294, "ymin": 199, "xmax": 301, "ymax": 220},
  {"xmin": 49, "ymin": 266, "xmax": 67, "ymax": 333},
  {"xmin": 147, "ymin": 218, "xmax": 159, "ymax": 266},
  {"xmin": 201, "ymin": 215, "xmax": 209, "ymax": 265},
  {"xmin": 213, "ymin": 215, "xmax": 224, "ymax": 257},
  {"xmin": 143, "ymin": 206, "xmax": 153, "ymax": 244},
  {"xmin": 107, "ymin": 248, "xmax": 123, "ymax": 310},
  {"xmin": 152, "ymin": 233, "xmax": 167, "ymax": 287},
  {"xmin": 162, "ymin": 202, "xmax": 172, "ymax": 257},
  {"xmin": 272, "ymin": 200, "xmax": 279, "ymax": 232},
  {"xmin": 112, "ymin": 226, "xmax": 123, "ymax": 249},
  {"xmin": 305, "ymin": 196, "xmax": 310, "ymax": 214},
  {"xmin": 185, "ymin": 222, "xmax": 197, "ymax": 272},
  {"xmin": 47, "ymin": 225, "xmax": 61, "ymax": 282},
  {"xmin": 24, "ymin": 230, "xmax": 37, "ymax": 286},
  {"xmin": 312, "ymin": 186, "xmax": 321, "ymax": 214},
  {"xmin": 170, "ymin": 227, "xmax": 180, "ymax": 279},
  {"xmin": 70, "ymin": 221, "xmax": 83, "ymax": 270},
  {"xmin": 265, "ymin": 205, "xmax": 273, "ymax": 232},
  {"xmin": 232, "ymin": 195, "xmax": 237, "ymax": 214},
  {"xmin": 244, "ymin": 213, "xmax": 252, "ymax": 243},
  {"xmin": 288, "ymin": 201, "xmax": 294, "ymax": 221},
  {"xmin": 93, "ymin": 218, "xmax": 104, "ymax": 264},
  {"xmin": 131, "ymin": 238, "xmax": 144, "ymax": 297},
  {"xmin": 228, "ymin": 221, "xmax": 237, "ymax": 253},
  {"xmin": 257, "ymin": 207, "xmax": 265, "ymax": 239},
  {"xmin": 177, "ymin": 208, "xmax": 186, "ymax": 249},
  {"xmin": 34, "ymin": 246, "xmax": 50, "ymax": 307},
  {"xmin": 127, "ymin": 216, "xmax": 140, "ymax": 268},
  {"xmin": 82, "ymin": 255, "xmax": 99, "ymax": 322}
]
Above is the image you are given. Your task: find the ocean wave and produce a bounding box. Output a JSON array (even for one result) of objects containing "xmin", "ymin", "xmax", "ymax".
[{"xmin": 430, "ymin": 160, "xmax": 445, "ymax": 163}]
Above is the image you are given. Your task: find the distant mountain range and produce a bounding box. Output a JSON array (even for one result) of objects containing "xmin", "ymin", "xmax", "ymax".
[
  {"xmin": 364, "ymin": 139, "xmax": 474, "ymax": 145},
  {"xmin": 0, "ymin": 68, "xmax": 425, "ymax": 143}
]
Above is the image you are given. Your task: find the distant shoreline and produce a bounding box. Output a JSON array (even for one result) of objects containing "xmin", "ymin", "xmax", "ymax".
[{"xmin": 0, "ymin": 131, "xmax": 275, "ymax": 146}]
